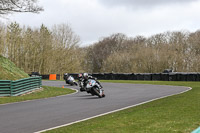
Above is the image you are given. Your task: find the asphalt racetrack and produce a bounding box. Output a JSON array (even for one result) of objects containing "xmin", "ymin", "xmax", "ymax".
[{"xmin": 0, "ymin": 81, "xmax": 189, "ymax": 133}]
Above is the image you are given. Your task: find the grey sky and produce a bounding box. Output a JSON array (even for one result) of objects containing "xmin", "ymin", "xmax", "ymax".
[
  {"xmin": 1, "ymin": 0, "xmax": 200, "ymax": 46},
  {"xmin": 98, "ymin": 0, "xmax": 198, "ymax": 8}
]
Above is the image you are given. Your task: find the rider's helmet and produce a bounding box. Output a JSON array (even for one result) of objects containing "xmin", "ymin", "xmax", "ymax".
[
  {"xmin": 83, "ymin": 73, "xmax": 88, "ymax": 79},
  {"xmin": 78, "ymin": 73, "xmax": 83, "ymax": 78},
  {"xmin": 64, "ymin": 73, "xmax": 68, "ymax": 80}
]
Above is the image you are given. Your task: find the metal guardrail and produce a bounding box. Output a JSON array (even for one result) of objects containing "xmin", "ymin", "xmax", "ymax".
[{"xmin": 0, "ymin": 76, "xmax": 42, "ymax": 97}]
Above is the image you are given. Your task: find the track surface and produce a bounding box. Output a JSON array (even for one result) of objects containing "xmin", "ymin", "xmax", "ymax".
[{"xmin": 0, "ymin": 81, "xmax": 189, "ymax": 133}]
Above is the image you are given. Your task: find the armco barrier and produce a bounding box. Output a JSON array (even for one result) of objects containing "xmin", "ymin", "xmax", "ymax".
[
  {"xmin": 0, "ymin": 76, "xmax": 42, "ymax": 97},
  {"xmin": 0, "ymin": 80, "xmax": 11, "ymax": 97}
]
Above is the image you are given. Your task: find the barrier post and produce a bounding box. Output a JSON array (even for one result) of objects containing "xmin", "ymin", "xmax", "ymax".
[{"xmin": 10, "ymin": 80, "xmax": 13, "ymax": 96}]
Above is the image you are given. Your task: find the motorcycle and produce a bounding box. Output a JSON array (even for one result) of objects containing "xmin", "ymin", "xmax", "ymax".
[
  {"xmin": 78, "ymin": 79, "xmax": 85, "ymax": 91},
  {"xmin": 65, "ymin": 75, "xmax": 78, "ymax": 86},
  {"xmin": 86, "ymin": 79, "xmax": 105, "ymax": 98}
]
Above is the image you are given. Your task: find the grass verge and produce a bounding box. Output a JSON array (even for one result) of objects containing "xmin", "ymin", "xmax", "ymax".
[
  {"xmin": 45, "ymin": 80, "xmax": 200, "ymax": 133},
  {"xmin": 0, "ymin": 55, "xmax": 29, "ymax": 80},
  {"xmin": 0, "ymin": 86, "xmax": 76, "ymax": 105}
]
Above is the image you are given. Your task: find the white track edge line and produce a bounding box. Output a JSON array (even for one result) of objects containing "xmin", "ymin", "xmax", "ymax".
[{"xmin": 35, "ymin": 87, "xmax": 192, "ymax": 133}]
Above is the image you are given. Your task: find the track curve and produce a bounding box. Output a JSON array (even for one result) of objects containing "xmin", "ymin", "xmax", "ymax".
[{"xmin": 0, "ymin": 81, "xmax": 190, "ymax": 133}]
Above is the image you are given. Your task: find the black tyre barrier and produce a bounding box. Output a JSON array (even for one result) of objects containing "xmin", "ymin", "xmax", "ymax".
[
  {"xmin": 169, "ymin": 73, "xmax": 177, "ymax": 81},
  {"xmin": 152, "ymin": 73, "xmax": 161, "ymax": 81},
  {"xmin": 130, "ymin": 73, "xmax": 137, "ymax": 80},
  {"xmin": 69, "ymin": 73, "xmax": 79, "ymax": 80},
  {"xmin": 135, "ymin": 73, "xmax": 151, "ymax": 80},
  {"xmin": 143, "ymin": 73, "xmax": 152, "ymax": 80},
  {"xmin": 186, "ymin": 73, "xmax": 198, "ymax": 81},
  {"xmin": 41, "ymin": 75, "xmax": 49, "ymax": 80},
  {"xmin": 38, "ymin": 72, "xmax": 200, "ymax": 81},
  {"xmin": 197, "ymin": 73, "xmax": 200, "ymax": 81},
  {"xmin": 92, "ymin": 73, "xmax": 105, "ymax": 80},
  {"xmin": 160, "ymin": 73, "xmax": 169, "ymax": 81},
  {"xmin": 118, "ymin": 73, "xmax": 132, "ymax": 80},
  {"xmin": 177, "ymin": 73, "xmax": 187, "ymax": 81},
  {"xmin": 104, "ymin": 73, "xmax": 113, "ymax": 80},
  {"xmin": 135, "ymin": 73, "xmax": 144, "ymax": 80},
  {"xmin": 56, "ymin": 74, "xmax": 60, "ymax": 80}
]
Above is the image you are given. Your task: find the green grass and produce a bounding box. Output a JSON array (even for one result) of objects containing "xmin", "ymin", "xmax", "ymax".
[
  {"xmin": 45, "ymin": 80, "xmax": 200, "ymax": 133},
  {"xmin": 0, "ymin": 55, "xmax": 29, "ymax": 80},
  {"xmin": 0, "ymin": 86, "xmax": 76, "ymax": 104}
]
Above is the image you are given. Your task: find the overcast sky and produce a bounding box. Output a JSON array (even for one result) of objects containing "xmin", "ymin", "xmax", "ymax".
[{"xmin": 1, "ymin": 0, "xmax": 200, "ymax": 46}]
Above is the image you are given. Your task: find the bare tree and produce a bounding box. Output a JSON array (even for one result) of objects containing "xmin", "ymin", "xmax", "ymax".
[
  {"xmin": 85, "ymin": 33, "xmax": 128, "ymax": 73},
  {"xmin": 51, "ymin": 24, "xmax": 81, "ymax": 75},
  {"xmin": 0, "ymin": 0, "xmax": 43, "ymax": 15},
  {"xmin": 0, "ymin": 23, "xmax": 6, "ymax": 55}
]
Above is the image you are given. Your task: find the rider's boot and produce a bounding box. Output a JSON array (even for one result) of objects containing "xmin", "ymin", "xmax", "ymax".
[{"xmin": 80, "ymin": 87, "xmax": 85, "ymax": 92}]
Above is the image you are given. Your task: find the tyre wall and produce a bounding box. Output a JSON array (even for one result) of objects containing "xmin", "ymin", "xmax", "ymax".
[{"xmin": 39, "ymin": 73, "xmax": 200, "ymax": 81}]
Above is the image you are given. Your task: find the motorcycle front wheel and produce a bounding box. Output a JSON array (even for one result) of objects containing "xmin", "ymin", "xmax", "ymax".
[{"xmin": 92, "ymin": 87, "xmax": 102, "ymax": 98}]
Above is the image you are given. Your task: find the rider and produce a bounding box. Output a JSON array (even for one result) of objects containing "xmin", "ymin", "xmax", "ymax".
[
  {"xmin": 78, "ymin": 73, "xmax": 85, "ymax": 91},
  {"xmin": 63, "ymin": 73, "xmax": 70, "ymax": 84},
  {"xmin": 82, "ymin": 73, "xmax": 103, "ymax": 91},
  {"xmin": 78, "ymin": 73, "xmax": 83, "ymax": 81},
  {"xmin": 64, "ymin": 73, "xmax": 70, "ymax": 83}
]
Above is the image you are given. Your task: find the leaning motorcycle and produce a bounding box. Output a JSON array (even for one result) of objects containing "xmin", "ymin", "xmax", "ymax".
[
  {"xmin": 78, "ymin": 79, "xmax": 85, "ymax": 91},
  {"xmin": 65, "ymin": 75, "xmax": 78, "ymax": 86},
  {"xmin": 86, "ymin": 79, "xmax": 105, "ymax": 98}
]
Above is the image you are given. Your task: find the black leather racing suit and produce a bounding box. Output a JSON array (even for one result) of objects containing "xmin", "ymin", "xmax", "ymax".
[{"xmin": 83, "ymin": 76, "xmax": 103, "ymax": 91}]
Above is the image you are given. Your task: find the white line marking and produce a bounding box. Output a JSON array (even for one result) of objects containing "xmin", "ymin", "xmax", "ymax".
[{"xmin": 35, "ymin": 87, "xmax": 192, "ymax": 133}]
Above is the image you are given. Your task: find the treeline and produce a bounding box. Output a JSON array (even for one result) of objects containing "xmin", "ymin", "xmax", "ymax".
[
  {"xmin": 84, "ymin": 32, "xmax": 200, "ymax": 73},
  {"xmin": 0, "ymin": 22, "xmax": 200, "ymax": 74},
  {"xmin": 0, "ymin": 22, "xmax": 83, "ymax": 75}
]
